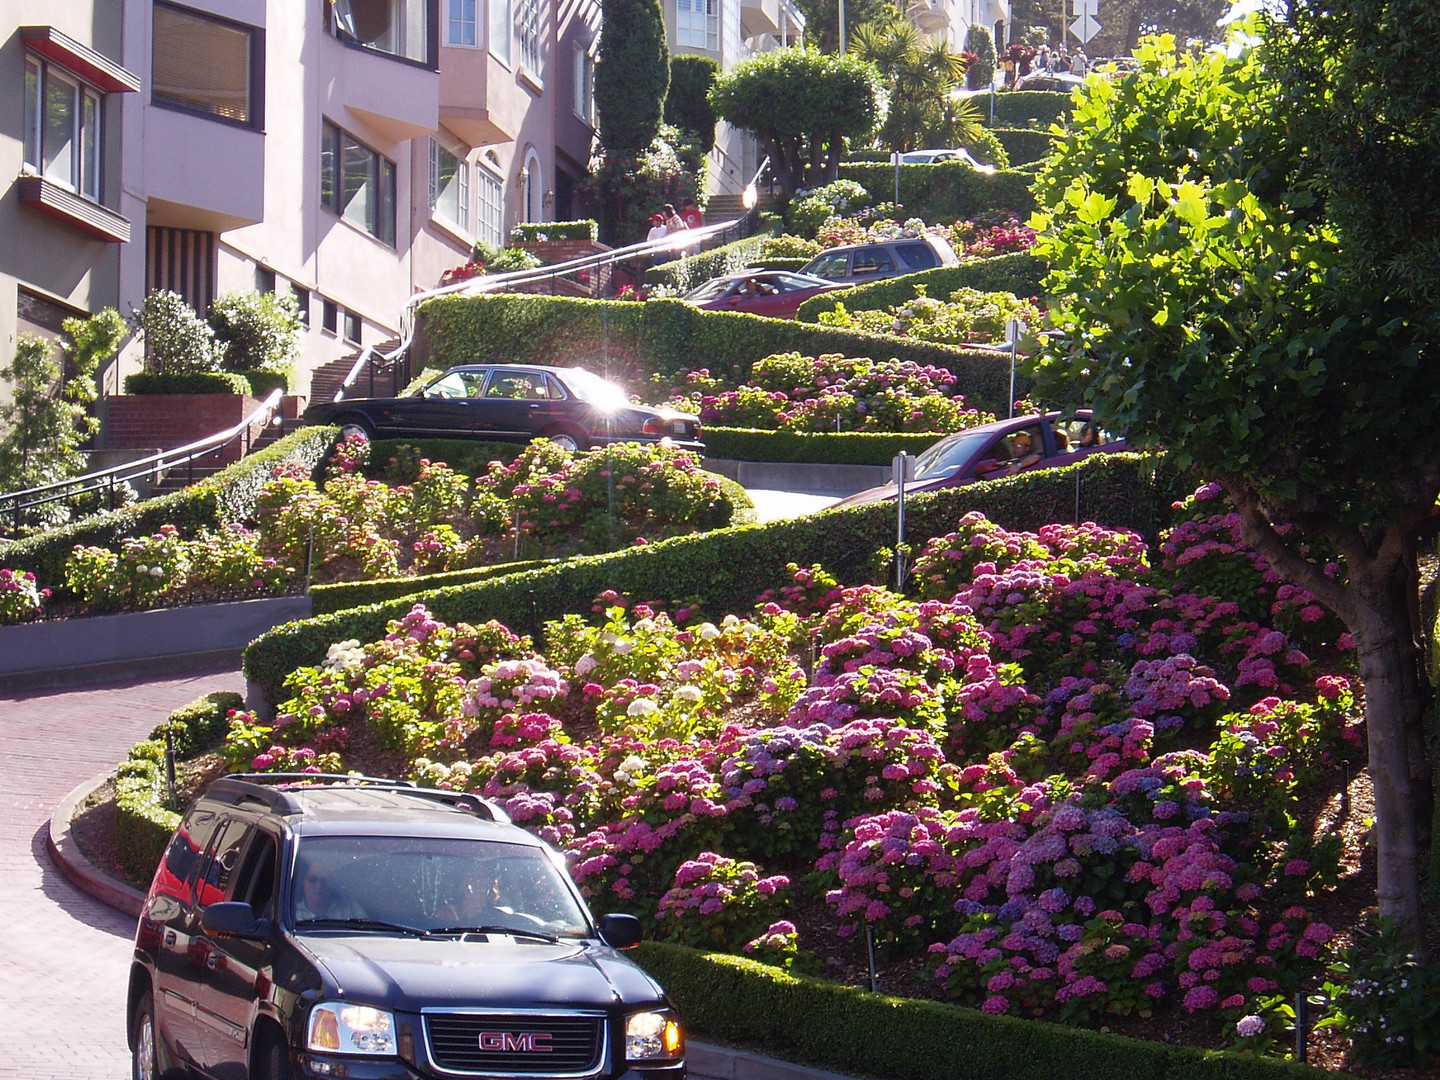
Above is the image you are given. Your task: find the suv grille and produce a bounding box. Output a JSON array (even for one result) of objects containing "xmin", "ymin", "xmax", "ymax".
[{"xmin": 425, "ymin": 1012, "xmax": 605, "ymax": 1075}]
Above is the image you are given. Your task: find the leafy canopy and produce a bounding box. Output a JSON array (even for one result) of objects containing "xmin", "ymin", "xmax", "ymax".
[
  {"xmin": 1029, "ymin": 29, "xmax": 1440, "ymax": 521},
  {"xmin": 710, "ymin": 47, "xmax": 880, "ymax": 195}
]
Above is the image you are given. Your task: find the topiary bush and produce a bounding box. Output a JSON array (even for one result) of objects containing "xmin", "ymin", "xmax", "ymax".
[
  {"xmin": 122, "ymin": 372, "xmax": 255, "ymax": 396},
  {"xmin": 837, "ymin": 161, "xmax": 1036, "ymax": 219},
  {"xmin": 132, "ymin": 290, "xmax": 222, "ymax": 374},
  {"xmin": 794, "ymin": 252, "xmax": 1048, "ymax": 321}
]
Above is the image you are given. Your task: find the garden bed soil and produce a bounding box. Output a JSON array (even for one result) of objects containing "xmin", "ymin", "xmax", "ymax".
[{"xmin": 69, "ymin": 761, "xmax": 1438, "ymax": 1080}]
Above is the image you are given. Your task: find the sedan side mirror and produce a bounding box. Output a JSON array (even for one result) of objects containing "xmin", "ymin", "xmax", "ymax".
[
  {"xmin": 598, "ymin": 912, "xmax": 643, "ymax": 950},
  {"xmin": 201, "ymin": 901, "xmax": 270, "ymax": 940}
]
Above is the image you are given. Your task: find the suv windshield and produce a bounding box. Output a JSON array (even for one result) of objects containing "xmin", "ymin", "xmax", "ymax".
[{"xmin": 292, "ymin": 836, "xmax": 591, "ymax": 937}]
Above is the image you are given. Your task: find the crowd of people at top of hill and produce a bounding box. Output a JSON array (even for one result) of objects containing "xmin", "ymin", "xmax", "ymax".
[{"xmin": 1000, "ymin": 42, "xmax": 1088, "ymax": 85}]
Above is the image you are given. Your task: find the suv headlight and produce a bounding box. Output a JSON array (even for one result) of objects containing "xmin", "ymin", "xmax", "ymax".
[
  {"xmin": 625, "ymin": 1010, "xmax": 683, "ymax": 1060},
  {"xmin": 308, "ymin": 1003, "xmax": 397, "ymax": 1055}
]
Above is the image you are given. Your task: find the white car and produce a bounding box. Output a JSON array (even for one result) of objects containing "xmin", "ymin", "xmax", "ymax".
[{"xmin": 891, "ymin": 148, "xmax": 996, "ymax": 173}]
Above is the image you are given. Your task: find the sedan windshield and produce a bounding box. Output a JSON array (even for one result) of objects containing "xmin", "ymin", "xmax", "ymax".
[
  {"xmin": 292, "ymin": 836, "xmax": 591, "ymax": 937},
  {"xmin": 683, "ymin": 278, "xmax": 736, "ymax": 302},
  {"xmin": 913, "ymin": 429, "xmax": 999, "ymax": 480},
  {"xmin": 559, "ymin": 367, "xmax": 636, "ymax": 411}
]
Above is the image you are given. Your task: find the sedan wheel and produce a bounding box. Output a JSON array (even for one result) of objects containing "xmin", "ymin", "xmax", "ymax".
[
  {"xmin": 339, "ymin": 420, "xmax": 372, "ymax": 441},
  {"xmin": 132, "ymin": 993, "xmax": 159, "ymax": 1080},
  {"xmin": 541, "ymin": 429, "xmax": 585, "ymax": 453}
]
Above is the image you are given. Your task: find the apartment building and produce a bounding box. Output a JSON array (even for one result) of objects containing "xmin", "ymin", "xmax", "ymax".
[
  {"xmin": 2, "ymin": 0, "xmax": 599, "ymax": 415},
  {"xmin": 908, "ymin": 0, "xmax": 1011, "ymax": 53}
]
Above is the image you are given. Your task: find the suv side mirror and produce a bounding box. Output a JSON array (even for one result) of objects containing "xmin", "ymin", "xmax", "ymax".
[
  {"xmin": 201, "ymin": 902, "xmax": 270, "ymax": 941},
  {"xmin": 598, "ymin": 913, "xmax": 643, "ymax": 950}
]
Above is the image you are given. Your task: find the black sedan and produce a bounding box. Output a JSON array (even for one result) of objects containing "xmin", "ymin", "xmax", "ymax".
[{"xmin": 303, "ymin": 364, "xmax": 703, "ymax": 452}]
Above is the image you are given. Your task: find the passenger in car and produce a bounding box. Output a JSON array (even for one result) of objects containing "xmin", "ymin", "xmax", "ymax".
[{"xmin": 294, "ymin": 859, "xmax": 366, "ymax": 921}]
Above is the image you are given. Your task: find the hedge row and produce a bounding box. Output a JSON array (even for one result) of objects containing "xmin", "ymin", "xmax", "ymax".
[
  {"xmin": 633, "ymin": 943, "xmax": 1326, "ymax": 1080},
  {"xmin": 794, "ymin": 252, "xmax": 1049, "ymax": 322},
  {"xmin": 243, "ymin": 452, "xmax": 1178, "ymax": 702},
  {"xmin": 122, "ymin": 372, "xmax": 255, "ymax": 396},
  {"xmin": 416, "ymin": 295, "xmax": 1023, "ymax": 414},
  {"xmin": 837, "ymin": 162, "xmax": 1037, "ymax": 219},
  {"xmin": 113, "ymin": 691, "xmax": 244, "ymax": 883},
  {"xmin": 0, "ymin": 426, "xmax": 337, "ymax": 597},
  {"xmin": 985, "ymin": 90, "xmax": 1073, "ymax": 127},
  {"xmin": 700, "ymin": 427, "xmax": 940, "ymax": 465},
  {"xmin": 993, "ymin": 127, "xmax": 1056, "ymax": 167}
]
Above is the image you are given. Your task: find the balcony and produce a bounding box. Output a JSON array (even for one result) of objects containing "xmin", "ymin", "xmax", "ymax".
[
  {"xmin": 438, "ymin": 51, "xmax": 515, "ymax": 147},
  {"xmin": 906, "ymin": 0, "xmax": 951, "ymax": 33},
  {"xmin": 142, "ymin": 107, "xmax": 264, "ymax": 231},
  {"xmin": 326, "ymin": 0, "xmax": 441, "ymax": 141}
]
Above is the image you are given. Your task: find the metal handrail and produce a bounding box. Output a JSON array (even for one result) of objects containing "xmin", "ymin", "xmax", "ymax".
[
  {"xmin": 0, "ymin": 388, "xmax": 284, "ymax": 539},
  {"xmin": 331, "ymin": 214, "xmax": 756, "ymax": 404}
]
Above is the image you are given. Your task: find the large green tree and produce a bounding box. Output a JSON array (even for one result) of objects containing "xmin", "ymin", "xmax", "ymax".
[
  {"xmin": 1010, "ymin": 0, "xmax": 1227, "ymax": 56},
  {"xmin": 665, "ymin": 54, "xmax": 720, "ymax": 156},
  {"xmin": 710, "ymin": 48, "xmax": 880, "ymax": 197},
  {"xmin": 792, "ymin": 0, "xmax": 898, "ymax": 54},
  {"xmin": 594, "ymin": 0, "xmax": 669, "ymax": 158},
  {"xmin": 1030, "ymin": 21, "xmax": 1438, "ymax": 943}
]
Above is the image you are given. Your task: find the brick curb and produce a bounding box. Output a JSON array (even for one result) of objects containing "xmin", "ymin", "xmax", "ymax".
[{"xmin": 47, "ymin": 770, "xmax": 145, "ymax": 920}]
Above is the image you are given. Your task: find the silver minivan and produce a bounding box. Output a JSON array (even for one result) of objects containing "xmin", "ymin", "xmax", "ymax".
[{"xmin": 799, "ymin": 234, "xmax": 960, "ymax": 284}]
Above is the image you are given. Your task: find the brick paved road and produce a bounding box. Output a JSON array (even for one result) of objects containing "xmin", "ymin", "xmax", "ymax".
[{"xmin": 1, "ymin": 664, "xmax": 242, "ymax": 1080}]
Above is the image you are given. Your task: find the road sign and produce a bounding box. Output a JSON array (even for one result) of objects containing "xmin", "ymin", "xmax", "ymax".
[
  {"xmin": 1071, "ymin": 12, "xmax": 1100, "ymax": 42},
  {"xmin": 1072, "ymin": 0, "xmax": 1097, "ymax": 16}
]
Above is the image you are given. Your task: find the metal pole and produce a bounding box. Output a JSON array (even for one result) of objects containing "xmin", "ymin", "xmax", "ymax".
[
  {"xmin": 1295, "ymin": 992, "xmax": 1308, "ymax": 1062},
  {"xmin": 865, "ymin": 926, "xmax": 879, "ymax": 992},
  {"xmin": 1009, "ymin": 338, "xmax": 1017, "ymax": 418},
  {"xmin": 164, "ymin": 729, "xmax": 177, "ymax": 811},
  {"xmin": 894, "ymin": 153, "xmax": 901, "ymax": 210},
  {"xmin": 838, "ymin": 0, "xmax": 846, "ymax": 53}
]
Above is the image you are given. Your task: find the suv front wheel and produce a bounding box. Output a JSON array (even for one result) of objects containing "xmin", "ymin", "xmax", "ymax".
[
  {"xmin": 130, "ymin": 992, "xmax": 159, "ymax": 1080},
  {"xmin": 254, "ymin": 1030, "xmax": 291, "ymax": 1080}
]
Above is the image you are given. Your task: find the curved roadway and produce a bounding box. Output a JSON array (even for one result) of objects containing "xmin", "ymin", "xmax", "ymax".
[{"xmin": 1, "ymin": 664, "xmax": 242, "ymax": 1078}]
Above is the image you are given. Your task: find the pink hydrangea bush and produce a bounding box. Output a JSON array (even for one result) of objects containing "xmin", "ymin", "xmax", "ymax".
[
  {"xmin": 654, "ymin": 852, "xmax": 793, "ymax": 951},
  {"xmin": 225, "ymin": 503, "xmax": 1361, "ymax": 1046},
  {"xmin": 0, "ymin": 567, "xmax": 49, "ymax": 623}
]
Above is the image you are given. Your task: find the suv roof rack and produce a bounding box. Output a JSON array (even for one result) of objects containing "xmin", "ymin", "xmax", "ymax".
[{"xmin": 206, "ymin": 773, "xmax": 509, "ymax": 822}]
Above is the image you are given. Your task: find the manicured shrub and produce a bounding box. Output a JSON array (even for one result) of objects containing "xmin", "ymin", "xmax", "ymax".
[
  {"xmin": 837, "ymin": 161, "xmax": 1037, "ymax": 219},
  {"xmin": 794, "ymin": 253, "xmax": 1048, "ymax": 321},
  {"xmin": 122, "ymin": 372, "xmax": 254, "ymax": 396}
]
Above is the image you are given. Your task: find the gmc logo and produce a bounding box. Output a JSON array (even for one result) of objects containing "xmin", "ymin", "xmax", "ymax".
[{"xmin": 479, "ymin": 1032, "xmax": 554, "ymax": 1053}]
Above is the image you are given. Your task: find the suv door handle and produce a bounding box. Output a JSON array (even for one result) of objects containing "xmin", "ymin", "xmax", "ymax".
[
  {"xmin": 164, "ymin": 930, "xmax": 177, "ymax": 946},
  {"xmin": 206, "ymin": 951, "xmax": 220, "ymax": 970}
]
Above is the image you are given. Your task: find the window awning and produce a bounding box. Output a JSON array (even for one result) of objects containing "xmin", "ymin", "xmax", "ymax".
[{"xmin": 21, "ymin": 25, "xmax": 140, "ymax": 93}]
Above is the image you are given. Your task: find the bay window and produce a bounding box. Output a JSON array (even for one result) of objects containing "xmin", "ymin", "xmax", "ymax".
[{"xmin": 321, "ymin": 121, "xmax": 397, "ymax": 246}]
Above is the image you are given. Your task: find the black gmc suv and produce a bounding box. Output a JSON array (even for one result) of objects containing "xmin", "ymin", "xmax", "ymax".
[{"xmin": 127, "ymin": 774, "xmax": 685, "ymax": 1080}]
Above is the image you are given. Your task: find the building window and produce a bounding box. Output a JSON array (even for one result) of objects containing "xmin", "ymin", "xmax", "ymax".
[
  {"xmin": 330, "ymin": 0, "xmax": 435, "ymax": 65},
  {"xmin": 429, "ymin": 139, "xmax": 469, "ymax": 231},
  {"xmin": 517, "ymin": 0, "xmax": 541, "ymax": 73},
  {"xmin": 476, "ymin": 166, "xmax": 503, "ymax": 247},
  {"xmin": 292, "ymin": 285, "xmax": 311, "ymax": 326},
  {"xmin": 344, "ymin": 310, "xmax": 362, "ymax": 344},
  {"xmin": 446, "ymin": 0, "xmax": 479, "ymax": 45},
  {"xmin": 489, "ymin": 0, "xmax": 512, "ymax": 64},
  {"xmin": 152, "ymin": 2, "xmax": 262, "ymax": 126},
  {"xmin": 322, "ymin": 299, "xmax": 339, "ymax": 334},
  {"xmin": 321, "ymin": 121, "xmax": 397, "ymax": 246},
  {"xmin": 23, "ymin": 55, "xmax": 105, "ymax": 202},
  {"xmin": 147, "ymin": 226, "xmax": 217, "ymax": 314},
  {"xmin": 676, "ymin": 0, "xmax": 719, "ymax": 50},
  {"xmin": 572, "ymin": 44, "xmax": 594, "ymax": 125}
]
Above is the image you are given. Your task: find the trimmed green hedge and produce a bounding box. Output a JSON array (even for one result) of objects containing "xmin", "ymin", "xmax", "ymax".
[
  {"xmin": 702, "ymin": 427, "xmax": 940, "ymax": 464},
  {"xmin": 243, "ymin": 370, "xmax": 291, "ymax": 398},
  {"xmin": 742, "ymin": 257, "xmax": 811, "ymax": 272},
  {"xmin": 512, "ymin": 220, "xmax": 598, "ymax": 242},
  {"xmin": 0, "ymin": 426, "xmax": 336, "ymax": 597},
  {"xmin": 837, "ymin": 162, "xmax": 1037, "ymax": 219},
  {"xmin": 417, "ymin": 295, "xmax": 1022, "ymax": 413},
  {"xmin": 642, "ymin": 222, "xmax": 779, "ymax": 291},
  {"xmin": 123, "ymin": 371, "xmax": 254, "ymax": 396},
  {"xmin": 243, "ymin": 452, "xmax": 1177, "ymax": 702},
  {"xmin": 988, "ymin": 90, "xmax": 1073, "ymax": 127},
  {"xmin": 114, "ymin": 691, "xmax": 243, "ymax": 883},
  {"xmin": 311, "ymin": 561, "xmax": 559, "ymax": 615},
  {"xmin": 633, "ymin": 943, "xmax": 1326, "ymax": 1080},
  {"xmin": 994, "ymin": 127, "xmax": 1056, "ymax": 167},
  {"xmin": 794, "ymin": 252, "xmax": 1049, "ymax": 322}
]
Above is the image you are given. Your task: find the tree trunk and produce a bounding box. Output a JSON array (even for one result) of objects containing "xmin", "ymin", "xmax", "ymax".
[{"xmin": 1347, "ymin": 551, "xmax": 1430, "ymax": 942}]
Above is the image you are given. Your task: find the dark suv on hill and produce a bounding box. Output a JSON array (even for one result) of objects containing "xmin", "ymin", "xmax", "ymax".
[{"xmin": 127, "ymin": 774, "xmax": 685, "ymax": 1080}]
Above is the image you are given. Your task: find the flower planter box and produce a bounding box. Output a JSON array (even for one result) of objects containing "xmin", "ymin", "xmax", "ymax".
[
  {"xmin": 513, "ymin": 239, "xmax": 613, "ymax": 298},
  {"xmin": 105, "ymin": 393, "xmax": 267, "ymax": 467},
  {"xmin": 0, "ymin": 595, "xmax": 312, "ymax": 690}
]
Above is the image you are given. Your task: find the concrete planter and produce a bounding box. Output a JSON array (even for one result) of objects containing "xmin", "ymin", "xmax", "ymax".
[{"xmin": 0, "ymin": 595, "xmax": 312, "ymax": 689}]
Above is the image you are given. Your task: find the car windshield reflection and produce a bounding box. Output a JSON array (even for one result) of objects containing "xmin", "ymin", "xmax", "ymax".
[
  {"xmin": 292, "ymin": 835, "xmax": 591, "ymax": 938},
  {"xmin": 913, "ymin": 429, "xmax": 996, "ymax": 480}
]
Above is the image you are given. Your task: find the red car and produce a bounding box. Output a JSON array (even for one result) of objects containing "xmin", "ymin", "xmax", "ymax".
[
  {"xmin": 832, "ymin": 410, "xmax": 1126, "ymax": 507},
  {"xmin": 682, "ymin": 270, "xmax": 849, "ymax": 319}
]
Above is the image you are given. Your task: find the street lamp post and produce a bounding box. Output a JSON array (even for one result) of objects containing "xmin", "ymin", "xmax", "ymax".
[{"xmin": 838, "ymin": 0, "xmax": 846, "ymax": 53}]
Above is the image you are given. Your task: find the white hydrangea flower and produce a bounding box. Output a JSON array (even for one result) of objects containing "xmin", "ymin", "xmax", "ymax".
[
  {"xmin": 626, "ymin": 697, "xmax": 659, "ymax": 716},
  {"xmin": 697, "ymin": 622, "xmax": 721, "ymax": 641},
  {"xmin": 673, "ymin": 685, "xmax": 704, "ymax": 703},
  {"xmin": 613, "ymin": 639, "xmax": 634, "ymax": 655},
  {"xmin": 574, "ymin": 653, "xmax": 598, "ymax": 677}
]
